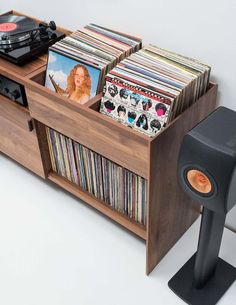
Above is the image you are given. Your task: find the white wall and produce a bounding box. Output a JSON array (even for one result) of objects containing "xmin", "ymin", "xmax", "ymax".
[{"xmin": 1, "ymin": 1, "xmax": 236, "ymax": 228}]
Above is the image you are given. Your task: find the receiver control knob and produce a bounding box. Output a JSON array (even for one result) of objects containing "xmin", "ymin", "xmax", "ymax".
[
  {"xmin": 10, "ymin": 89, "xmax": 21, "ymax": 100},
  {"xmin": 3, "ymin": 87, "xmax": 9, "ymax": 95}
]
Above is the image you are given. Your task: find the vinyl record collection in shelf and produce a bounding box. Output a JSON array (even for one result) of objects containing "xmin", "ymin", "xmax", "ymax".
[{"xmin": 46, "ymin": 126, "xmax": 147, "ymax": 225}]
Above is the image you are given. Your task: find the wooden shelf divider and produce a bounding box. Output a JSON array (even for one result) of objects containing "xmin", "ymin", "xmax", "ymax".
[{"xmin": 48, "ymin": 171, "xmax": 147, "ymax": 240}]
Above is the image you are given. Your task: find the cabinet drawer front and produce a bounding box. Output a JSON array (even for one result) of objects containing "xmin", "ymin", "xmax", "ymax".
[
  {"xmin": 26, "ymin": 87, "xmax": 149, "ymax": 178},
  {"xmin": 0, "ymin": 98, "xmax": 45, "ymax": 178},
  {"xmin": 0, "ymin": 95, "xmax": 30, "ymax": 131}
]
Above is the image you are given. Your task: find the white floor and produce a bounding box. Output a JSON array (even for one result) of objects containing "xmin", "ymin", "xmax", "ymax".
[{"xmin": 0, "ymin": 153, "xmax": 235, "ymax": 305}]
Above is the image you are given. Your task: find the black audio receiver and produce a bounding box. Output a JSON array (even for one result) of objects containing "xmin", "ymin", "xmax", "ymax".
[{"xmin": 0, "ymin": 74, "xmax": 28, "ymax": 106}]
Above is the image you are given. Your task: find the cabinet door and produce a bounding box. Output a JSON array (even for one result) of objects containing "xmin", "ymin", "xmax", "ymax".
[{"xmin": 0, "ymin": 95, "xmax": 45, "ymax": 178}]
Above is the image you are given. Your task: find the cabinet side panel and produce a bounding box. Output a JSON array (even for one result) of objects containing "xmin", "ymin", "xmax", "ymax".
[
  {"xmin": 146, "ymin": 84, "xmax": 218, "ymax": 275},
  {"xmin": 33, "ymin": 120, "xmax": 52, "ymax": 177}
]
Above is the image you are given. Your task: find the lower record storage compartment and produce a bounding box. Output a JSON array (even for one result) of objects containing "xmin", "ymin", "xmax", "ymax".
[{"xmin": 45, "ymin": 126, "xmax": 148, "ymax": 226}]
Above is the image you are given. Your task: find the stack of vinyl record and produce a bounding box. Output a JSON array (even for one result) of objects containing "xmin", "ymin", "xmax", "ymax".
[
  {"xmin": 45, "ymin": 24, "xmax": 142, "ymax": 104},
  {"xmin": 46, "ymin": 127, "xmax": 147, "ymax": 225},
  {"xmin": 99, "ymin": 44, "xmax": 211, "ymax": 137}
]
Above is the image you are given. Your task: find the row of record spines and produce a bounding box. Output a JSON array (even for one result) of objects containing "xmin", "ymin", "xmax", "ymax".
[{"xmin": 46, "ymin": 126, "xmax": 147, "ymax": 225}]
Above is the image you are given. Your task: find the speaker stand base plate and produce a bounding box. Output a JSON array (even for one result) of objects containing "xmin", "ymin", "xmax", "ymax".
[{"xmin": 168, "ymin": 253, "xmax": 236, "ymax": 305}]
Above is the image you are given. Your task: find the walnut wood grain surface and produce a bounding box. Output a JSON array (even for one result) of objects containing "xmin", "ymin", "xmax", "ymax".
[
  {"xmin": 146, "ymin": 84, "xmax": 218, "ymax": 274},
  {"xmin": 48, "ymin": 172, "xmax": 147, "ymax": 240},
  {"xmin": 34, "ymin": 120, "xmax": 52, "ymax": 177},
  {"xmin": 0, "ymin": 57, "xmax": 46, "ymax": 79},
  {"xmin": 0, "ymin": 96, "xmax": 45, "ymax": 177},
  {"xmin": 26, "ymin": 86, "xmax": 150, "ymax": 178},
  {"xmin": 0, "ymin": 94, "xmax": 30, "ymax": 130}
]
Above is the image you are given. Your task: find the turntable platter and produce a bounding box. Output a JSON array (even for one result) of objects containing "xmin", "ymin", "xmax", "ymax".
[{"xmin": 0, "ymin": 15, "xmax": 37, "ymax": 46}]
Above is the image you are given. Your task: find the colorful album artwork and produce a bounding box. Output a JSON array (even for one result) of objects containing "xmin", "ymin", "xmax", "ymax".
[
  {"xmin": 100, "ymin": 75, "xmax": 173, "ymax": 137},
  {"xmin": 45, "ymin": 49, "xmax": 101, "ymax": 104}
]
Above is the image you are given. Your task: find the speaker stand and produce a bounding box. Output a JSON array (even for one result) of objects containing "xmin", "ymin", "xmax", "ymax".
[
  {"xmin": 168, "ymin": 208, "xmax": 236, "ymax": 305},
  {"xmin": 168, "ymin": 253, "xmax": 236, "ymax": 305}
]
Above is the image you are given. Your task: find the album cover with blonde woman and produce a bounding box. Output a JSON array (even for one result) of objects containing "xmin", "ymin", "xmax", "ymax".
[{"xmin": 45, "ymin": 49, "xmax": 102, "ymax": 104}]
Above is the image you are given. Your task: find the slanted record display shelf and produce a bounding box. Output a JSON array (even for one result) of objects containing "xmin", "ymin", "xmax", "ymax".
[{"xmin": 0, "ymin": 10, "xmax": 218, "ymax": 274}]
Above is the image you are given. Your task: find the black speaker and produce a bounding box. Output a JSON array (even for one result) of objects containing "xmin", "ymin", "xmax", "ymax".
[{"xmin": 168, "ymin": 107, "xmax": 236, "ymax": 305}]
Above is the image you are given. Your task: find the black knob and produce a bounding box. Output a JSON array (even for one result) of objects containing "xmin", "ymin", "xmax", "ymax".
[
  {"xmin": 10, "ymin": 89, "xmax": 21, "ymax": 100},
  {"xmin": 49, "ymin": 21, "xmax": 56, "ymax": 31},
  {"xmin": 3, "ymin": 87, "xmax": 9, "ymax": 94}
]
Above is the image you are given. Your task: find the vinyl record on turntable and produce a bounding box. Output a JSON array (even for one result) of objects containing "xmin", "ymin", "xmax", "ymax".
[
  {"xmin": 0, "ymin": 15, "xmax": 37, "ymax": 47},
  {"xmin": 0, "ymin": 14, "xmax": 65, "ymax": 64}
]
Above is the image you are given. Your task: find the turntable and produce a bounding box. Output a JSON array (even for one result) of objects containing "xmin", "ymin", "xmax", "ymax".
[{"xmin": 0, "ymin": 14, "xmax": 65, "ymax": 64}]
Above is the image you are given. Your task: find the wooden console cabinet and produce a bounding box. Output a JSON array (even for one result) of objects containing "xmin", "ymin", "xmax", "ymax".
[{"xmin": 0, "ymin": 10, "xmax": 218, "ymax": 274}]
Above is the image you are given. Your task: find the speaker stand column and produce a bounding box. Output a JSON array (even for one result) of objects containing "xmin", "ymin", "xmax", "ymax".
[
  {"xmin": 193, "ymin": 208, "xmax": 225, "ymax": 288},
  {"xmin": 168, "ymin": 208, "xmax": 236, "ymax": 305}
]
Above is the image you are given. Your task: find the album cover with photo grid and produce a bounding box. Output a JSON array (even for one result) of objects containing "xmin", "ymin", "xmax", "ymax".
[
  {"xmin": 100, "ymin": 74, "xmax": 173, "ymax": 137},
  {"xmin": 99, "ymin": 44, "xmax": 211, "ymax": 137}
]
